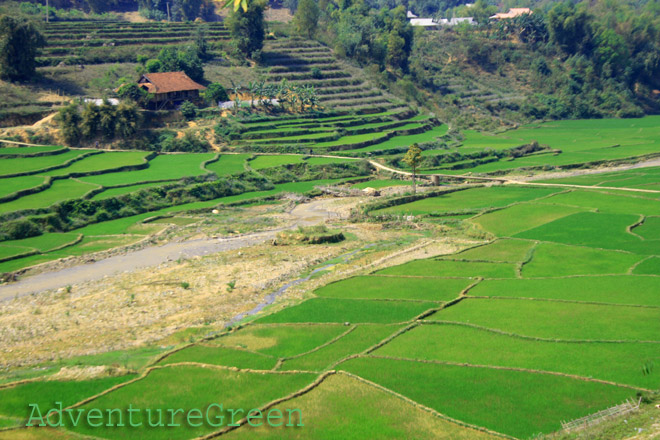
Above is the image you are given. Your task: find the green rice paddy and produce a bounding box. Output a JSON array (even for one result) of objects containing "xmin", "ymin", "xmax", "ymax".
[
  {"xmin": 2, "ymin": 119, "xmax": 660, "ymax": 440},
  {"xmin": 373, "ymin": 186, "xmax": 560, "ymax": 216},
  {"xmin": 375, "ymin": 323, "xmax": 660, "ymax": 389},
  {"xmin": 428, "ymin": 298, "xmax": 660, "ymax": 341},
  {"xmin": 338, "ymin": 357, "xmax": 635, "ymax": 439}
]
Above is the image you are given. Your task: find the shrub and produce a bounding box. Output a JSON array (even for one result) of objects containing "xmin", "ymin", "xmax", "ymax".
[
  {"xmin": 204, "ymin": 83, "xmax": 229, "ymax": 105},
  {"xmin": 179, "ymin": 101, "xmax": 198, "ymax": 120}
]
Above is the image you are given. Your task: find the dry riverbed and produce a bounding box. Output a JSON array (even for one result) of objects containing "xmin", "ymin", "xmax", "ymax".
[{"xmin": 0, "ymin": 196, "xmax": 466, "ymax": 368}]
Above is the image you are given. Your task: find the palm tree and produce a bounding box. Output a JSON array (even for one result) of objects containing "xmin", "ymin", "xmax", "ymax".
[
  {"xmin": 309, "ymin": 87, "xmax": 320, "ymax": 110},
  {"xmin": 290, "ymin": 93, "xmax": 298, "ymax": 113},
  {"xmin": 247, "ymin": 81, "xmax": 256, "ymax": 109},
  {"xmin": 229, "ymin": 79, "xmax": 242, "ymax": 115},
  {"xmin": 276, "ymin": 80, "xmax": 290, "ymax": 112},
  {"xmin": 253, "ymin": 80, "xmax": 265, "ymax": 107}
]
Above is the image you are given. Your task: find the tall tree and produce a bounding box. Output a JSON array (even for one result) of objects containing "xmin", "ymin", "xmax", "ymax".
[
  {"xmin": 294, "ymin": 0, "xmax": 320, "ymax": 38},
  {"xmin": 0, "ymin": 16, "xmax": 44, "ymax": 81},
  {"xmin": 56, "ymin": 104, "xmax": 82, "ymax": 146},
  {"xmin": 386, "ymin": 28, "xmax": 406, "ymax": 71},
  {"xmin": 402, "ymin": 143, "xmax": 422, "ymax": 194},
  {"xmin": 547, "ymin": 1, "xmax": 593, "ymax": 55},
  {"xmin": 227, "ymin": 0, "xmax": 265, "ymax": 59}
]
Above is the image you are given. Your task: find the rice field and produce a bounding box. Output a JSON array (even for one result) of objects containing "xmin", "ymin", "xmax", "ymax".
[
  {"xmin": 338, "ymin": 357, "xmax": 635, "ymax": 439},
  {"xmin": 66, "ymin": 366, "xmax": 316, "ymax": 440},
  {"xmin": 375, "ymin": 323, "xmax": 660, "ymax": 389},
  {"xmin": 373, "ymin": 186, "xmax": 560, "ymax": 216},
  {"xmin": 222, "ymin": 373, "xmax": 497, "ymax": 440},
  {"xmin": 469, "ymin": 276, "xmax": 660, "ymax": 307},
  {"xmin": 0, "ymin": 149, "xmax": 89, "ymax": 177},
  {"xmin": 314, "ymin": 276, "xmax": 471, "ymax": 301},
  {"xmin": 0, "ymin": 142, "xmax": 358, "ymax": 273},
  {"xmin": 2, "ymin": 116, "xmax": 660, "ymax": 439},
  {"xmin": 210, "ymin": 324, "xmax": 347, "ymax": 359},
  {"xmin": 256, "ymin": 298, "xmax": 436, "ymax": 324},
  {"xmin": 435, "ymin": 116, "xmax": 660, "ymax": 175},
  {"xmin": 427, "ymin": 298, "xmax": 660, "ymax": 341}
]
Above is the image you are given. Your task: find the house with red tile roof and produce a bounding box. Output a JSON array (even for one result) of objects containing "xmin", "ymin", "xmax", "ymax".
[
  {"xmin": 138, "ymin": 71, "xmax": 206, "ymax": 109},
  {"xmin": 490, "ymin": 8, "xmax": 532, "ymax": 20}
]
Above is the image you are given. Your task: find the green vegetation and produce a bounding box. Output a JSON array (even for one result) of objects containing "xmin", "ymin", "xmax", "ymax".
[
  {"xmin": 90, "ymin": 182, "xmax": 168, "ymax": 200},
  {"xmin": 315, "ymin": 276, "xmax": 471, "ymax": 302},
  {"xmin": 0, "ymin": 176, "xmax": 46, "ymax": 199},
  {"xmin": 0, "ymin": 15, "xmax": 44, "ymax": 81},
  {"xmin": 281, "ymin": 324, "xmax": 402, "ymax": 371},
  {"xmin": 351, "ymin": 179, "xmax": 407, "ymax": 189},
  {"xmin": 522, "ymin": 242, "xmax": 643, "ymax": 277},
  {"xmin": 249, "ymin": 155, "xmax": 304, "ymax": 170},
  {"xmin": 633, "ymin": 256, "xmax": 660, "ymax": 275},
  {"xmin": 470, "ymin": 276, "xmax": 660, "ymax": 307},
  {"xmin": 223, "ymin": 373, "xmax": 496, "ymax": 440},
  {"xmin": 375, "ymin": 324, "xmax": 660, "ymax": 389},
  {"xmin": 82, "ymin": 153, "xmax": 215, "ymax": 186},
  {"xmin": 0, "ymin": 150, "xmax": 89, "ymax": 177},
  {"xmin": 516, "ymin": 211, "xmax": 659, "ymax": 254},
  {"xmin": 374, "ymin": 186, "xmax": 559, "ymax": 216},
  {"xmin": 0, "ymin": 179, "xmax": 98, "ymax": 214},
  {"xmin": 375, "ymin": 260, "xmax": 517, "ymax": 278},
  {"xmin": 67, "ymin": 367, "xmax": 315, "ymax": 440},
  {"xmin": 0, "ymin": 375, "xmax": 136, "ymax": 418},
  {"xmin": 41, "ymin": 151, "xmax": 149, "ymax": 177},
  {"xmin": 539, "ymin": 166, "xmax": 660, "ymax": 190},
  {"xmin": 204, "ymin": 154, "xmax": 250, "ymax": 176},
  {"xmin": 158, "ymin": 345, "xmax": 277, "ymax": 370},
  {"xmin": 473, "ymin": 202, "xmax": 586, "ymax": 236},
  {"xmin": 449, "ymin": 239, "xmax": 535, "ymax": 263},
  {"xmin": 257, "ymin": 298, "xmax": 435, "ymax": 324},
  {"xmin": 428, "ymin": 298, "xmax": 660, "ymax": 341},
  {"xmin": 213, "ymin": 324, "xmax": 346, "ymax": 358},
  {"xmin": 339, "ymin": 357, "xmax": 635, "ymax": 439}
]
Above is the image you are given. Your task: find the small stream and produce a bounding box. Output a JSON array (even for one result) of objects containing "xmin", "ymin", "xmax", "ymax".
[{"xmin": 220, "ymin": 244, "xmax": 376, "ymax": 331}]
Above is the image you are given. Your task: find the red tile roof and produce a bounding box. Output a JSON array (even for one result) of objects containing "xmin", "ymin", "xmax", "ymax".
[{"xmin": 138, "ymin": 72, "xmax": 206, "ymax": 94}]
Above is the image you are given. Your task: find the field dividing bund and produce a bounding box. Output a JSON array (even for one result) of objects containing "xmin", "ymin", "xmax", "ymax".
[
  {"xmin": 337, "ymin": 356, "xmax": 636, "ymax": 439},
  {"xmin": 0, "ymin": 178, "xmax": 658, "ymax": 438},
  {"xmin": 37, "ymin": 22, "xmax": 229, "ymax": 66},
  {"xmin": 255, "ymin": 297, "xmax": 437, "ymax": 324},
  {"xmin": 0, "ymin": 149, "xmax": 91, "ymax": 177},
  {"xmin": 390, "ymin": 116, "xmax": 660, "ymax": 177},
  {"xmin": 373, "ymin": 324, "xmax": 660, "ymax": 390},
  {"xmin": 426, "ymin": 298, "xmax": 660, "ymax": 342},
  {"xmin": 221, "ymin": 372, "xmax": 499, "ymax": 440},
  {"xmin": 0, "ymin": 174, "xmax": 357, "ymax": 275},
  {"xmin": 58, "ymin": 366, "xmax": 316, "ymax": 440}
]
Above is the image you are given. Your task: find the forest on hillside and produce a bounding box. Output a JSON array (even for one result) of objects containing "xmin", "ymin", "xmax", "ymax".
[{"xmin": 4, "ymin": 0, "xmax": 660, "ymax": 128}]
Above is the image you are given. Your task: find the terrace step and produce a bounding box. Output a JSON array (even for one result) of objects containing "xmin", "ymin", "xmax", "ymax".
[
  {"xmin": 315, "ymin": 85, "xmax": 373, "ymax": 96},
  {"xmin": 268, "ymin": 63, "xmax": 341, "ymax": 73},
  {"xmin": 324, "ymin": 97, "xmax": 393, "ymax": 107},
  {"xmin": 318, "ymin": 90, "xmax": 383, "ymax": 102},
  {"xmin": 264, "ymin": 78, "xmax": 364, "ymax": 87},
  {"xmin": 265, "ymin": 71, "xmax": 352, "ymax": 82}
]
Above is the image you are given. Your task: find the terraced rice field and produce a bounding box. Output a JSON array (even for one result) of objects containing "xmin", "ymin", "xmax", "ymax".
[
  {"xmin": 0, "ymin": 146, "xmax": 358, "ymax": 274},
  {"xmin": 37, "ymin": 21, "xmax": 230, "ymax": 67},
  {"xmin": 412, "ymin": 116, "xmax": 660, "ymax": 176},
  {"xmin": 222, "ymin": 38, "xmax": 445, "ymax": 154},
  {"xmin": 3, "ymin": 122, "xmax": 660, "ymax": 440},
  {"xmin": 5, "ymin": 173, "xmax": 657, "ymax": 439}
]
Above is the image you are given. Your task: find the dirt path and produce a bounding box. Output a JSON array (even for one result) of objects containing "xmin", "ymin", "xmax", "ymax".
[
  {"xmin": 369, "ymin": 158, "xmax": 660, "ymax": 194},
  {"xmin": 0, "ymin": 199, "xmax": 344, "ymax": 301}
]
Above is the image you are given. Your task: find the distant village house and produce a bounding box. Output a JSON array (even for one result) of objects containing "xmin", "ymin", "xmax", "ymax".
[
  {"xmin": 490, "ymin": 8, "xmax": 532, "ymax": 20},
  {"xmin": 137, "ymin": 71, "xmax": 206, "ymax": 109},
  {"xmin": 407, "ymin": 11, "xmax": 475, "ymax": 28}
]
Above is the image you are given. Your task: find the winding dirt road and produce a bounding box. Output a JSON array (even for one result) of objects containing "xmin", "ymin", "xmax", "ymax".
[{"xmin": 0, "ymin": 199, "xmax": 342, "ymax": 301}]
